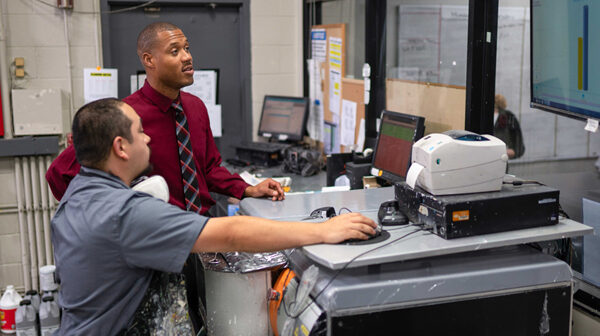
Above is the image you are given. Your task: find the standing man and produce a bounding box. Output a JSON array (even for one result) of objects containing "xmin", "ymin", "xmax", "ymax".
[
  {"xmin": 47, "ymin": 22, "xmax": 283, "ymax": 208},
  {"xmin": 46, "ymin": 22, "xmax": 285, "ymax": 333},
  {"xmin": 52, "ymin": 98, "xmax": 376, "ymax": 335}
]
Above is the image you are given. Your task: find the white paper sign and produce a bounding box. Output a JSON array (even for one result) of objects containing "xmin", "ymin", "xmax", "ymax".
[
  {"xmin": 206, "ymin": 104, "xmax": 222, "ymax": 137},
  {"xmin": 356, "ymin": 118, "xmax": 365, "ymax": 152},
  {"xmin": 181, "ymin": 70, "xmax": 218, "ymax": 105},
  {"xmin": 329, "ymin": 37, "xmax": 343, "ymax": 70},
  {"xmin": 84, "ymin": 68, "xmax": 118, "ymax": 103},
  {"xmin": 329, "ymin": 69, "xmax": 341, "ymax": 114},
  {"xmin": 341, "ymin": 99, "xmax": 357, "ymax": 146}
]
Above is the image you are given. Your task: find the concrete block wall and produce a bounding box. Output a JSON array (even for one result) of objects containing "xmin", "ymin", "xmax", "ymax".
[
  {"xmin": 250, "ymin": 0, "xmax": 303, "ymax": 141},
  {"xmin": 0, "ymin": 0, "xmax": 303, "ymax": 290}
]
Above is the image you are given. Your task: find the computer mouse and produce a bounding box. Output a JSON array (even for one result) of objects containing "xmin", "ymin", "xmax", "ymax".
[
  {"xmin": 378, "ymin": 200, "xmax": 408, "ymax": 226},
  {"xmin": 302, "ymin": 206, "xmax": 336, "ymax": 221}
]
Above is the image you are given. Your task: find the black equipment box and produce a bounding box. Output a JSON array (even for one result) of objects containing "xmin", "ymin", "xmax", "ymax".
[
  {"xmin": 235, "ymin": 142, "xmax": 289, "ymax": 167},
  {"xmin": 395, "ymin": 182, "xmax": 560, "ymax": 239}
]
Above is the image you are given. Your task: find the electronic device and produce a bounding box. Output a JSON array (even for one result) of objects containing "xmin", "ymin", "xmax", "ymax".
[
  {"xmin": 395, "ymin": 182, "xmax": 560, "ymax": 239},
  {"xmin": 346, "ymin": 162, "xmax": 372, "ymax": 189},
  {"xmin": 370, "ymin": 110, "xmax": 425, "ymax": 183},
  {"xmin": 531, "ymin": 1, "xmax": 600, "ymax": 121},
  {"xmin": 235, "ymin": 142, "xmax": 289, "ymax": 167},
  {"xmin": 408, "ymin": 131, "xmax": 508, "ymax": 195},
  {"xmin": 258, "ymin": 95, "xmax": 309, "ymax": 142},
  {"xmin": 377, "ymin": 200, "xmax": 408, "ymax": 226},
  {"xmin": 235, "ymin": 95, "xmax": 309, "ymax": 166},
  {"xmin": 301, "ymin": 206, "xmax": 385, "ymax": 242}
]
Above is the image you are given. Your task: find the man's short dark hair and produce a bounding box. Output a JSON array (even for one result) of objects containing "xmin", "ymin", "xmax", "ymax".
[
  {"xmin": 72, "ymin": 98, "xmax": 133, "ymax": 169},
  {"xmin": 136, "ymin": 22, "xmax": 181, "ymax": 60}
]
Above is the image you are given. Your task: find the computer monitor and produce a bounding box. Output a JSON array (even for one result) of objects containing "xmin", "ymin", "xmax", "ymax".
[
  {"xmin": 258, "ymin": 95, "xmax": 309, "ymax": 142},
  {"xmin": 371, "ymin": 111, "xmax": 425, "ymax": 183}
]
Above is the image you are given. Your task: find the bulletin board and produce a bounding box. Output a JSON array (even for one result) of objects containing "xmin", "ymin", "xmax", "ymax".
[
  {"xmin": 340, "ymin": 78, "xmax": 364, "ymax": 153},
  {"xmin": 386, "ymin": 78, "xmax": 466, "ymax": 134},
  {"xmin": 311, "ymin": 24, "xmax": 346, "ymax": 123}
]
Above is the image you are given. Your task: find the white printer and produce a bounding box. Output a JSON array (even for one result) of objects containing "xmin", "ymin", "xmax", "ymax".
[{"xmin": 407, "ymin": 130, "xmax": 508, "ymax": 195}]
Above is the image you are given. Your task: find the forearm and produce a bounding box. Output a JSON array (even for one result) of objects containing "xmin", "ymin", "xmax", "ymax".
[{"xmin": 192, "ymin": 216, "xmax": 321, "ymax": 253}]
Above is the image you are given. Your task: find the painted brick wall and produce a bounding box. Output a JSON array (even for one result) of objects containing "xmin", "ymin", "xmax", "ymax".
[{"xmin": 250, "ymin": 0, "xmax": 303, "ymax": 141}]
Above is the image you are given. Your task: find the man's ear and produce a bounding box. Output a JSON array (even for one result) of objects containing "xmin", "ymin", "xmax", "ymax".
[
  {"xmin": 141, "ymin": 52, "xmax": 155, "ymax": 70},
  {"xmin": 112, "ymin": 136, "xmax": 129, "ymax": 161}
]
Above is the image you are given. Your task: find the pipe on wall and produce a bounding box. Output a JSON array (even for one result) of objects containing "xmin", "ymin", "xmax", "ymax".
[
  {"xmin": 22, "ymin": 158, "xmax": 38, "ymax": 290},
  {"xmin": 62, "ymin": 9, "xmax": 75, "ymax": 120},
  {"xmin": 39, "ymin": 156, "xmax": 52, "ymax": 265},
  {"xmin": 14, "ymin": 158, "xmax": 31, "ymax": 290},
  {"xmin": 30, "ymin": 156, "xmax": 45, "ymax": 268},
  {"xmin": 0, "ymin": 4, "xmax": 13, "ymax": 138}
]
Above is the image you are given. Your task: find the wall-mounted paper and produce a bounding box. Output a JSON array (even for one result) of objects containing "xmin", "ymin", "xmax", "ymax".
[
  {"xmin": 181, "ymin": 70, "xmax": 218, "ymax": 105},
  {"xmin": 341, "ymin": 99, "xmax": 357, "ymax": 146},
  {"xmin": 311, "ymin": 29, "xmax": 327, "ymax": 62},
  {"xmin": 329, "ymin": 69, "xmax": 341, "ymax": 114},
  {"xmin": 206, "ymin": 104, "xmax": 222, "ymax": 137},
  {"xmin": 84, "ymin": 68, "xmax": 118, "ymax": 103}
]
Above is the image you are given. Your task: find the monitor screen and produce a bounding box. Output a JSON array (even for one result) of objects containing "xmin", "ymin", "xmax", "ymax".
[
  {"xmin": 531, "ymin": 0, "xmax": 600, "ymax": 120},
  {"xmin": 371, "ymin": 111, "xmax": 425, "ymax": 182},
  {"xmin": 258, "ymin": 95, "xmax": 309, "ymax": 141}
]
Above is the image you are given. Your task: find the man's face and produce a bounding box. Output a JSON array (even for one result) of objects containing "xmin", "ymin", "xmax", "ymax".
[
  {"xmin": 152, "ymin": 29, "xmax": 194, "ymax": 90},
  {"xmin": 122, "ymin": 103, "xmax": 151, "ymax": 176}
]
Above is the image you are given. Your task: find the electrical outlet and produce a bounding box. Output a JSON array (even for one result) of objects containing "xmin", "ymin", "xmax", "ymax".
[
  {"xmin": 14, "ymin": 57, "xmax": 24, "ymax": 67},
  {"xmin": 15, "ymin": 68, "xmax": 25, "ymax": 78},
  {"xmin": 56, "ymin": 0, "xmax": 74, "ymax": 9}
]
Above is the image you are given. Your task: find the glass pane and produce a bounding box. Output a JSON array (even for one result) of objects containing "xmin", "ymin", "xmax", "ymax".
[
  {"xmin": 386, "ymin": 0, "xmax": 469, "ymax": 86},
  {"xmin": 321, "ymin": 0, "xmax": 366, "ymax": 79},
  {"xmin": 385, "ymin": 0, "xmax": 468, "ymax": 134},
  {"xmin": 496, "ymin": 0, "xmax": 600, "ymax": 287}
]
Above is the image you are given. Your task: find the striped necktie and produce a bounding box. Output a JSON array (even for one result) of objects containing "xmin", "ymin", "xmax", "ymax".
[{"xmin": 172, "ymin": 101, "xmax": 203, "ymax": 213}]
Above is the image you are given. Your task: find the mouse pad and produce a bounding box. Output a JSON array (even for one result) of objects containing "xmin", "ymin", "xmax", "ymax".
[{"xmin": 341, "ymin": 230, "xmax": 391, "ymax": 246}]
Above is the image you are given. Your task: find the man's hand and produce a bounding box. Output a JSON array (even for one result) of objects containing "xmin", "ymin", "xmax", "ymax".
[
  {"xmin": 244, "ymin": 178, "xmax": 285, "ymax": 201},
  {"xmin": 320, "ymin": 213, "xmax": 377, "ymax": 244},
  {"xmin": 506, "ymin": 148, "xmax": 516, "ymax": 159}
]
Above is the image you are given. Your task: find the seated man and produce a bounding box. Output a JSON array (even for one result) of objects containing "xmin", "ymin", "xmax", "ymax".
[{"xmin": 52, "ymin": 98, "xmax": 376, "ymax": 335}]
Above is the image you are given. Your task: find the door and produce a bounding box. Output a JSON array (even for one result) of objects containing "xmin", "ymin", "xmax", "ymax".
[{"xmin": 101, "ymin": 0, "xmax": 251, "ymax": 159}]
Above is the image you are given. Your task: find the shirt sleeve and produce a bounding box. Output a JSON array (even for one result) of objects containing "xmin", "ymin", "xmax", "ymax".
[
  {"xmin": 46, "ymin": 146, "xmax": 81, "ymax": 201},
  {"xmin": 117, "ymin": 193, "xmax": 208, "ymax": 273}
]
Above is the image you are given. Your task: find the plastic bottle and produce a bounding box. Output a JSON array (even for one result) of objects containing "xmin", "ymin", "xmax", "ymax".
[
  {"xmin": 15, "ymin": 300, "xmax": 37, "ymax": 336},
  {"xmin": 39, "ymin": 266, "xmax": 58, "ymax": 292},
  {"xmin": 0, "ymin": 285, "xmax": 23, "ymax": 334},
  {"xmin": 39, "ymin": 296, "xmax": 59, "ymax": 336},
  {"xmin": 22, "ymin": 291, "xmax": 39, "ymax": 313},
  {"xmin": 41, "ymin": 291, "xmax": 58, "ymax": 308}
]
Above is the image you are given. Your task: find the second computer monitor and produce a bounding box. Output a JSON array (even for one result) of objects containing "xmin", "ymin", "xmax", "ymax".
[
  {"xmin": 371, "ymin": 110, "xmax": 425, "ymax": 183},
  {"xmin": 258, "ymin": 95, "xmax": 309, "ymax": 142}
]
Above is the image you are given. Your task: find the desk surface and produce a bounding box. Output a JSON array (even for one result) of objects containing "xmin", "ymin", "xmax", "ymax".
[
  {"xmin": 239, "ymin": 186, "xmax": 394, "ymax": 220},
  {"xmin": 240, "ymin": 187, "xmax": 593, "ymax": 270},
  {"xmin": 302, "ymin": 215, "xmax": 592, "ymax": 269}
]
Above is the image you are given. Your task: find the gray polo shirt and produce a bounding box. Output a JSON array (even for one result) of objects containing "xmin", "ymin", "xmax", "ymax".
[{"xmin": 51, "ymin": 167, "xmax": 207, "ymax": 335}]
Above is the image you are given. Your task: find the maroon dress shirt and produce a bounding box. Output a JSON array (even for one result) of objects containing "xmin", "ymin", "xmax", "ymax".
[{"xmin": 46, "ymin": 81, "xmax": 249, "ymax": 214}]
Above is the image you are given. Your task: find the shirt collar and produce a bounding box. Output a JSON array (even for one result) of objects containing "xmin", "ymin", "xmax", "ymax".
[
  {"xmin": 79, "ymin": 166, "xmax": 129, "ymax": 189},
  {"xmin": 140, "ymin": 80, "xmax": 179, "ymax": 114}
]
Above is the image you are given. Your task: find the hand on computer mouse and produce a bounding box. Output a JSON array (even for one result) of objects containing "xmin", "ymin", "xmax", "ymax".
[{"xmin": 319, "ymin": 213, "xmax": 377, "ymax": 244}]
